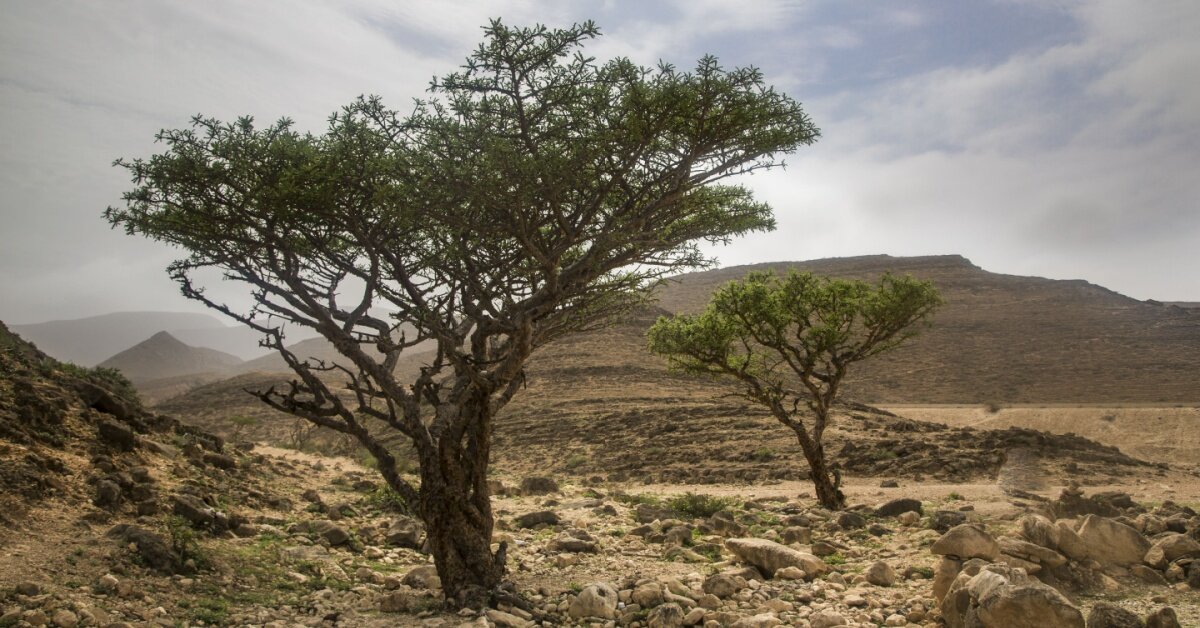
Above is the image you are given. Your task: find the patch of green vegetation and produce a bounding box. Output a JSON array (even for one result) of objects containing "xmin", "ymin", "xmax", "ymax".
[
  {"xmin": 750, "ymin": 447, "xmax": 776, "ymax": 462},
  {"xmin": 568, "ymin": 582, "xmax": 583, "ymax": 593},
  {"xmin": 695, "ymin": 545, "xmax": 722, "ymax": 562},
  {"xmin": 166, "ymin": 516, "xmax": 209, "ymax": 570},
  {"xmin": 947, "ymin": 491, "xmax": 964, "ymax": 501},
  {"xmin": 823, "ymin": 552, "xmax": 846, "ymax": 565},
  {"xmin": 667, "ymin": 492, "xmax": 741, "ymax": 519},
  {"xmin": 183, "ymin": 597, "xmax": 229, "ymax": 624},
  {"xmin": 868, "ymin": 448, "xmax": 898, "ymax": 461},
  {"xmin": 367, "ymin": 485, "xmax": 412, "ymax": 515},
  {"xmin": 564, "ymin": 454, "xmax": 588, "ymax": 470},
  {"xmin": 606, "ymin": 528, "xmax": 626, "ymax": 537},
  {"xmin": 911, "ymin": 566, "xmax": 935, "ymax": 578},
  {"xmin": 612, "ymin": 492, "xmax": 662, "ymax": 507},
  {"xmin": 54, "ymin": 361, "xmax": 141, "ymax": 406}
]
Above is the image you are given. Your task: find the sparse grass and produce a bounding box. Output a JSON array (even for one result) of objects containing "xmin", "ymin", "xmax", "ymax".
[
  {"xmin": 823, "ymin": 552, "xmax": 846, "ymax": 565},
  {"xmin": 565, "ymin": 454, "xmax": 588, "ymax": 470},
  {"xmin": 911, "ymin": 566, "xmax": 935, "ymax": 578},
  {"xmin": 612, "ymin": 492, "xmax": 662, "ymax": 507},
  {"xmin": 750, "ymin": 447, "xmax": 776, "ymax": 462},
  {"xmin": 947, "ymin": 491, "xmax": 964, "ymax": 501},
  {"xmin": 667, "ymin": 492, "xmax": 740, "ymax": 519},
  {"xmin": 181, "ymin": 596, "xmax": 229, "ymax": 624},
  {"xmin": 367, "ymin": 485, "xmax": 412, "ymax": 515}
]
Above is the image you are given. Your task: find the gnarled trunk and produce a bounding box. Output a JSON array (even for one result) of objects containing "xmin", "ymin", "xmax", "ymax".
[
  {"xmin": 419, "ymin": 473, "xmax": 504, "ymax": 608},
  {"xmin": 801, "ymin": 441, "xmax": 846, "ymax": 510}
]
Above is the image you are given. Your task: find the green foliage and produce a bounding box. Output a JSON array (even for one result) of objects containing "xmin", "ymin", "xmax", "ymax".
[
  {"xmin": 750, "ymin": 447, "xmax": 777, "ymax": 462},
  {"xmin": 183, "ymin": 597, "xmax": 229, "ymax": 624},
  {"xmin": 55, "ymin": 361, "xmax": 141, "ymax": 407},
  {"xmin": 564, "ymin": 454, "xmax": 588, "ymax": 470},
  {"xmin": 367, "ymin": 485, "xmax": 413, "ymax": 515},
  {"xmin": 666, "ymin": 492, "xmax": 741, "ymax": 519},
  {"xmin": 166, "ymin": 515, "xmax": 207, "ymax": 569},
  {"xmin": 822, "ymin": 552, "xmax": 846, "ymax": 565}
]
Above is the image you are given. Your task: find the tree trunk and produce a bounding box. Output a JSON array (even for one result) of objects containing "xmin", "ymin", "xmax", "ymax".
[
  {"xmin": 419, "ymin": 475, "xmax": 504, "ymax": 608},
  {"xmin": 804, "ymin": 445, "xmax": 846, "ymax": 510}
]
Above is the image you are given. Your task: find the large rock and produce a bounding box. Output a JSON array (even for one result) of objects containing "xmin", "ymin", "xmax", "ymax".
[
  {"xmin": 931, "ymin": 524, "xmax": 1000, "ymax": 561},
  {"xmin": 942, "ymin": 563, "xmax": 1084, "ymax": 628},
  {"xmin": 302, "ymin": 519, "xmax": 351, "ymax": 546},
  {"xmin": 519, "ymin": 476, "xmax": 559, "ymax": 495},
  {"xmin": 1085, "ymin": 602, "xmax": 1144, "ymax": 628},
  {"xmin": 724, "ymin": 538, "xmax": 828, "ymax": 578},
  {"xmin": 1018, "ymin": 514, "xmax": 1061, "ymax": 550},
  {"xmin": 384, "ymin": 517, "xmax": 424, "ymax": 549},
  {"xmin": 1143, "ymin": 533, "xmax": 1200, "ymax": 570},
  {"xmin": 1144, "ymin": 607, "xmax": 1183, "ymax": 628},
  {"xmin": 876, "ymin": 498, "xmax": 923, "ymax": 518},
  {"xmin": 999, "ymin": 537, "xmax": 1067, "ymax": 568},
  {"xmin": 930, "ymin": 510, "xmax": 968, "ymax": 532},
  {"xmin": 647, "ymin": 602, "xmax": 685, "ymax": 628},
  {"xmin": 568, "ymin": 583, "xmax": 618, "ymax": 620},
  {"xmin": 1055, "ymin": 520, "xmax": 1090, "ymax": 561},
  {"xmin": 97, "ymin": 420, "xmax": 138, "ymax": 452},
  {"xmin": 172, "ymin": 493, "xmax": 217, "ymax": 529},
  {"xmin": 515, "ymin": 510, "xmax": 559, "ymax": 529},
  {"xmin": 1077, "ymin": 514, "xmax": 1150, "ymax": 566},
  {"xmin": 865, "ymin": 560, "xmax": 897, "ymax": 587},
  {"xmin": 107, "ymin": 524, "xmax": 183, "ymax": 574}
]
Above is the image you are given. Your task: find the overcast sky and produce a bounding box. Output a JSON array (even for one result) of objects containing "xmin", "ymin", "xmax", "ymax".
[{"xmin": 2, "ymin": 0, "xmax": 1198, "ymax": 324}]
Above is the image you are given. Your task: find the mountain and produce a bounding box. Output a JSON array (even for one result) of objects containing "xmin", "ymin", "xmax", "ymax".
[
  {"xmin": 11, "ymin": 311, "xmax": 228, "ymax": 366},
  {"xmin": 98, "ymin": 331, "xmax": 243, "ymax": 383}
]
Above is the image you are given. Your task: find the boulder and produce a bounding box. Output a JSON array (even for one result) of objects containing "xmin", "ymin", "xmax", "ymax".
[
  {"xmin": 304, "ymin": 519, "xmax": 351, "ymax": 546},
  {"xmin": 702, "ymin": 573, "xmax": 746, "ymax": 598},
  {"xmin": 780, "ymin": 526, "xmax": 811, "ymax": 545},
  {"xmin": 1055, "ymin": 520, "xmax": 1090, "ymax": 561},
  {"xmin": 93, "ymin": 480, "xmax": 122, "ymax": 508},
  {"xmin": 515, "ymin": 510, "xmax": 559, "ymax": 528},
  {"xmin": 730, "ymin": 614, "xmax": 781, "ymax": 628},
  {"xmin": 876, "ymin": 498, "xmax": 923, "ymax": 518},
  {"xmin": 865, "ymin": 560, "xmax": 897, "ymax": 587},
  {"xmin": 836, "ymin": 511, "xmax": 867, "ymax": 529},
  {"xmin": 519, "ymin": 476, "xmax": 559, "ymax": 495},
  {"xmin": 1085, "ymin": 602, "xmax": 1144, "ymax": 628},
  {"xmin": 647, "ymin": 603, "xmax": 685, "ymax": 628},
  {"xmin": 810, "ymin": 610, "xmax": 849, "ymax": 628},
  {"xmin": 107, "ymin": 524, "xmax": 183, "ymax": 574},
  {"xmin": 724, "ymin": 538, "xmax": 828, "ymax": 578},
  {"xmin": 384, "ymin": 517, "xmax": 424, "ymax": 549},
  {"xmin": 97, "ymin": 420, "xmax": 137, "ymax": 452},
  {"xmin": 942, "ymin": 563, "xmax": 1084, "ymax": 628},
  {"xmin": 706, "ymin": 511, "xmax": 748, "ymax": 536},
  {"xmin": 931, "ymin": 524, "xmax": 1000, "ymax": 561},
  {"xmin": 930, "ymin": 510, "xmax": 968, "ymax": 532},
  {"xmin": 568, "ymin": 583, "xmax": 618, "ymax": 620},
  {"xmin": 401, "ymin": 565, "xmax": 441, "ymax": 589},
  {"xmin": 171, "ymin": 494, "xmax": 217, "ymax": 529},
  {"xmin": 1019, "ymin": 514, "xmax": 1061, "ymax": 550},
  {"xmin": 999, "ymin": 537, "xmax": 1067, "ymax": 568},
  {"xmin": 1144, "ymin": 607, "xmax": 1183, "ymax": 628},
  {"xmin": 1077, "ymin": 514, "xmax": 1150, "ymax": 566},
  {"xmin": 1143, "ymin": 533, "xmax": 1200, "ymax": 570}
]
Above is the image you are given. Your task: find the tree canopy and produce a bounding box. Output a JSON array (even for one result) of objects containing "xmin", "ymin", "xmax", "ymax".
[
  {"xmin": 107, "ymin": 20, "xmax": 820, "ymax": 606},
  {"xmin": 648, "ymin": 271, "xmax": 941, "ymax": 509}
]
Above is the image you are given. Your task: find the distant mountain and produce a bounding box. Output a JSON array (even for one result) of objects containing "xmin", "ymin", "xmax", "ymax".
[
  {"xmin": 98, "ymin": 331, "xmax": 243, "ymax": 383},
  {"xmin": 12, "ymin": 311, "xmax": 227, "ymax": 366}
]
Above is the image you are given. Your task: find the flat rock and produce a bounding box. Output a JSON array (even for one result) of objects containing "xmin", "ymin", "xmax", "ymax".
[
  {"xmin": 931, "ymin": 524, "xmax": 1000, "ymax": 561},
  {"xmin": 876, "ymin": 498, "xmax": 923, "ymax": 518},
  {"xmin": 724, "ymin": 538, "xmax": 828, "ymax": 578},
  {"xmin": 1077, "ymin": 514, "xmax": 1150, "ymax": 566}
]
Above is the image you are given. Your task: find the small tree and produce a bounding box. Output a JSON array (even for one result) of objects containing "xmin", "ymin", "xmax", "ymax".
[
  {"xmin": 647, "ymin": 271, "xmax": 941, "ymax": 510},
  {"xmin": 106, "ymin": 21, "xmax": 819, "ymax": 606}
]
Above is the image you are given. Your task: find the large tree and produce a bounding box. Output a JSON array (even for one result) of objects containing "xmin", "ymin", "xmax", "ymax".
[
  {"xmin": 647, "ymin": 271, "xmax": 941, "ymax": 510},
  {"xmin": 106, "ymin": 21, "xmax": 819, "ymax": 607}
]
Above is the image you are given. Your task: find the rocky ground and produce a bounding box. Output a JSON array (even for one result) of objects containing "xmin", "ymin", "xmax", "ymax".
[{"xmin": 2, "ymin": 322, "xmax": 1199, "ymax": 627}]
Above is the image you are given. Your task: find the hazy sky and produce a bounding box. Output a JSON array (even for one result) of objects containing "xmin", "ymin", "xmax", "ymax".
[{"xmin": 2, "ymin": 0, "xmax": 1198, "ymax": 324}]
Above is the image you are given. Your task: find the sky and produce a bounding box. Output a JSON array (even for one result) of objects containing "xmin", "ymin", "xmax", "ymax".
[{"xmin": 2, "ymin": 0, "xmax": 1198, "ymax": 324}]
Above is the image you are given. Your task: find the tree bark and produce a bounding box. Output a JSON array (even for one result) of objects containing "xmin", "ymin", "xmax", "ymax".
[
  {"xmin": 419, "ymin": 474, "xmax": 504, "ymax": 608},
  {"xmin": 801, "ymin": 441, "xmax": 846, "ymax": 510}
]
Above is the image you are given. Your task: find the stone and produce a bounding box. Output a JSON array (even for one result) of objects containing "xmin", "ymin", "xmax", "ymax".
[
  {"xmin": 15, "ymin": 581, "xmax": 41, "ymax": 596},
  {"xmin": 1143, "ymin": 533, "xmax": 1200, "ymax": 570},
  {"xmin": 647, "ymin": 603, "xmax": 686, "ymax": 628},
  {"xmin": 97, "ymin": 420, "xmax": 137, "ymax": 451},
  {"xmin": 380, "ymin": 591, "xmax": 425, "ymax": 613},
  {"xmin": 843, "ymin": 593, "xmax": 868, "ymax": 607},
  {"xmin": 836, "ymin": 511, "xmax": 867, "ymax": 529},
  {"xmin": 1019, "ymin": 514, "xmax": 1061, "ymax": 549},
  {"xmin": 107, "ymin": 524, "xmax": 182, "ymax": 574},
  {"xmin": 632, "ymin": 583, "xmax": 665, "ymax": 608},
  {"xmin": 730, "ymin": 613, "xmax": 781, "ymax": 628},
  {"xmin": 1077, "ymin": 514, "xmax": 1151, "ymax": 566},
  {"xmin": 999, "ymin": 537, "xmax": 1067, "ymax": 567},
  {"xmin": 515, "ymin": 510, "xmax": 559, "ymax": 529},
  {"xmin": 811, "ymin": 540, "xmax": 837, "ymax": 556},
  {"xmin": 636, "ymin": 502, "xmax": 677, "ymax": 524},
  {"xmin": 885, "ymin": 614, "xmax": 907, "ymax": 626},
  {"xmin": 202, "ymin": 452, "xmax": 237, "ymax": 469},
  {"xmin": 876, "ymin": 498, "xmax": 923, "ymax": 518},
  {"xmin": 395, "ymin": 565, "xmax": 439, "ymax": 591},
  {"xmin": 305, "ymin": 519, "xmax": 350, "ymax": 546},
  {"xmin": 1144, "ymin": 607, "xmax": 1182, "ymax": 628},
  {"xmin": 1131, "ymin": 564, "xmax": 1168, "ymax": 585},
  {"xmin": 97, "ymin": 573, "xmax": 120, "ymax": 593},
  {"xmin": 172, "ymin": 494, "xmax": 217, "ymax": 529},
  {"xmin": 1085, "ymin": 602, "xmax": 1144, "ymax": 628},
  {"xmin": 931, "ymin": 524, "xmax": 1000, "ymax": 561},
  {"xmin": 707, "ymin": 511, "xmax": 748, "ymax": 536},
  {"xmin": 384, "ymin": 516, "xmax": 424, "ymax": 549},
  {"xmin": 810, "ymin": 610, "xmax": 849, "ymax": 628},
  {"xmin": 942, "ymin": 563, "xmax": 1084, "ymax": 628},
  {"xmin": 519, "ymin": 476, "xmax": 559, "ymax": 495},
  {"xmin": 702, "ymin": 573, "xmax": 745, "ymax": 598},
  {"xmin": 780, "ymin": 526, "xmax": 811, "ymax": 545},
  {"xmin": 930, "ymin": 510, "xmax": 967, "ymax": 532},
  {"xmin": 568, "ymin": 583, "xmax": 618, "ymax": 620},
  {"xmin": 93, "ymin": 480, "xmax": 122, "ymax": 508},
  {"xmin": 865, "ymin": 560, "xmax": 897, "ymax": 586},
  {"xmin": 898, "ymin": 511, "xmax": 920, "ymax": 526},
  {"xmin": 486, "ymin": 609, "xmax": 528, "ymax": 627},
  {"xmin": 51, "ymin": 609, "xmax": 78, "ymax": 628},
  {"xmin": 724, "ymin": 538, "xmax": 828, "ymax": 578},
  {"xmin": 880, "ymin": 479, "xmax": 900, "ymax": 488},
  {"xmin": 774, "ymin": 566, "xmax": 805, "ymax": 580},
  {"xmin": 1056, "ymin": 521, "xmax": 1090, "ymax": 561}
]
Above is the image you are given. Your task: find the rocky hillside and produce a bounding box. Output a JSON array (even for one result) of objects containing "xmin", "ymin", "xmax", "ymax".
[
  {"xmin": 98, "ymin": 331, "xmax": 243, "ymax": 383},
  {"xmin": 657, "ymin": 255, "xmax": 1200, "ymax": 404}
]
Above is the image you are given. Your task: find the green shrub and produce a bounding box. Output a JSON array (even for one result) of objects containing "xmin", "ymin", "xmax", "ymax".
[
  {"xmin": 667, "ymin": 492, "xmax": 741, "ymax": 519},
  {"xmin": 564, "ymin": 454, "xmax": 588, "ymax": 470}
]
